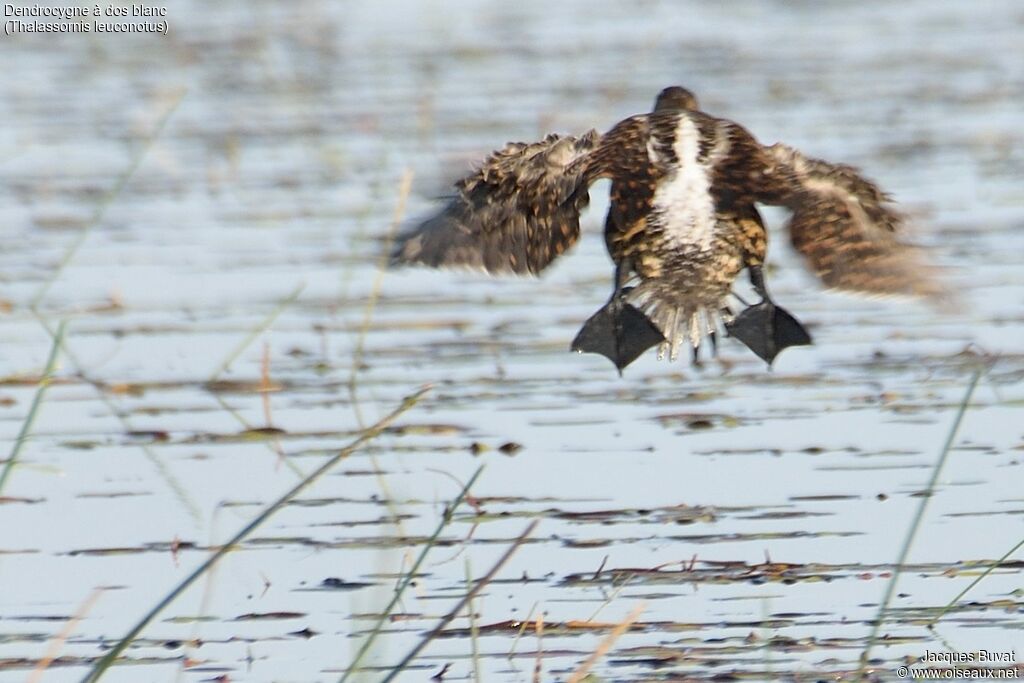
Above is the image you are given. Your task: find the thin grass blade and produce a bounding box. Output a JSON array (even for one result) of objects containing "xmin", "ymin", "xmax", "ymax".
[
  {"xmin": 0, "ymin": 320, "xmax": 66, "ymax": 495},
  {"xmin": 857, "ymin": 370, "xmax": 981, "ymax": 676},
  {"xmin": 380, "ymin": 520, "xmax": 539, "ymax": 683},
  {"xmin": 340, "ymin": 465, "xmax": 484, "ymax": 683},
  {"xmin": 80, "ymin": 386, "xmax": 430, "ymax": 683}
]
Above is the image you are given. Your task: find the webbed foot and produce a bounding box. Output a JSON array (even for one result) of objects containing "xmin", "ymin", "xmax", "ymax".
[
  {"xmin": 725, "ymin": 300, "xmax": 812, "ymax": 366},
  {"xmin": 572, "ymin": 297, "xmax": 665, "ymax": 374}
]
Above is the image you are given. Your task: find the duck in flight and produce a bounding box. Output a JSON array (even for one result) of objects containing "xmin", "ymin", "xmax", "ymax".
[{"xmin": 391, "ymin": 86, "xmax": 941, "ymax": 372}]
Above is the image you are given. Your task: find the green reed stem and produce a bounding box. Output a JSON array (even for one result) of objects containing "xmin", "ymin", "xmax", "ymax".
[
  {"xmin": 80, "ymin": 386, "xmax": 429, "ymax": 683},
  {"xmin": 0, "ymin": 321, "xmax": 66, "ymax": 495},
  {"xmin": 466, "ymin": 557, "xmax": 482, "ymax": 683},
  {"xmin": 380, "ymin": 520, "xmax": 539, "ymax": 683},
  {"xmin": 209, "ymin": 282, "xmax": 306, "ymax": 381},
  {"xmin": 857, "ymin": 370, "xmax": 980, "ymax": 676},
  {"xmin": 339, "ymin": 465, "xmax": 484, "ymax": 683},
  {"xmin": 348, "ymin": 168, "xmax": 413, "ymax": 428},
  {"xmin": 928, "ymin": 535, "xmax": 1024, "ymax": 628},
  {"xmin": 30, "ymin": 91, "xmax": 185, "ymax": 311},
  {"xmin": 32, "ymin": 311, "xmax": 203, "ymax": 524}
]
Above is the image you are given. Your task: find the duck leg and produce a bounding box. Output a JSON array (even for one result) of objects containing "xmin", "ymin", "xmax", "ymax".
[
  {"xmin": 572, "ymin": 261, "xmax": 665, "ymax": 374},
  {"xmin": 725, "ymin": 265, "xmax": 812, "ymax": 365}
]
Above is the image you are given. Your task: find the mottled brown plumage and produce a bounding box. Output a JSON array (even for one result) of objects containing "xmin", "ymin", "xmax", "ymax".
[
  {"xmin": 391, "ymin": 86, "xmax": 940, "ymax": 369},
  {"xmin": 394, "ymin": 131, "xmax": 600, "ymax": 274},
  {"xmin": 765, "ymin": 143, "xmax": 942, "ymax": 298}
]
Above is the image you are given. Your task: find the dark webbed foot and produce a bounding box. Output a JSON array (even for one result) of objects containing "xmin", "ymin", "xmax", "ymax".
[
  {"xmin": 726, "ymin": 265, "xmax": 812, "ymax": 366},
  {"xmin": 725, "ymin": 300, "xmax": 811, "ymax": 365},
  {"xmin": 572, "ymin": 297, "xmax": 665, "ymax": 374}
]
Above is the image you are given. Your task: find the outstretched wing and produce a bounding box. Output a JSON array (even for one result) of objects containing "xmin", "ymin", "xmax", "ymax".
[
  {"xmin": 391, "ymin": 130, "xmax": 603, "ymax": 275},
  {"xmin": 764, "ymin": 143, "xmax": 944, "ymax": 300}
]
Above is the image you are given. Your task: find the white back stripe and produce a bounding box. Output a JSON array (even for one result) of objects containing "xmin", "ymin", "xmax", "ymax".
[{"xmin": 651, "ymin": 115, "xmax": 716, "ymax": 250}]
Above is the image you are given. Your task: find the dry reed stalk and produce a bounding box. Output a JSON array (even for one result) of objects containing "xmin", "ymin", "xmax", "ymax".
[
  {"xmin": 566, "ymin": 603, "xmax": 646, "ymax": 683},
  {"xmin": 28, "ymin": 588, "xmax": 106, "ymax": 682}
]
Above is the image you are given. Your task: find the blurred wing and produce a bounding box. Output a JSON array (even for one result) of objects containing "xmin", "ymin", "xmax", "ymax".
[
  {"xmin": 765, "ymin": 143, "xmax": 944, "ymax": 300},
  {"xmin": 391, "ymin": 130, "xmax": 602, "ymax": 275}
]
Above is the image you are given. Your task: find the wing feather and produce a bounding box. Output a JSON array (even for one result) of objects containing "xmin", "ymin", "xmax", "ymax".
[
  {"xmin": 765, "ymin": 143, "xmax": 945, "ymax": 300},
  {"xmin": 391, "ymin": 130, "xmax": 602, "ymax": 275}
]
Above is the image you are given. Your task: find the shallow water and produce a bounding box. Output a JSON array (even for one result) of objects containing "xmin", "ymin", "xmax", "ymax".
[{"xmin": 1, "ymin": 1, "xmax": 1023, "ymax": 681}]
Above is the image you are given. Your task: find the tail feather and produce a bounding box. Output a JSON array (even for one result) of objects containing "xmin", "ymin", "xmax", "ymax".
[
  {"xmin": 391, "ymin": 131, "xmax": 601, "ymax": 275},
  {"xmin": 765, "ymin": 143, "xmax": 946, "ymax": 301}
]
